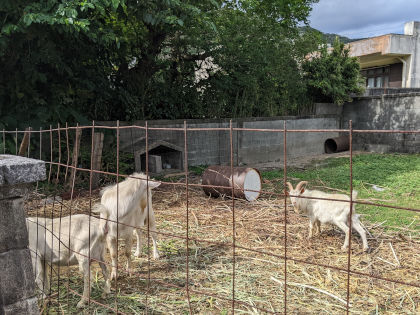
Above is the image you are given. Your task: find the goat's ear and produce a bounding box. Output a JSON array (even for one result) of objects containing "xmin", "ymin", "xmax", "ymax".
[
  {"xmin": 148, "ymin": 180, "xmax": 161, "ymax": 189},
  {"xmin": 300, "ymin": 187, "xmax": 305, "ymax": 194},
  {"xmin": 283, "ymin": 190, "xmax": 289, "ymax": 196}
]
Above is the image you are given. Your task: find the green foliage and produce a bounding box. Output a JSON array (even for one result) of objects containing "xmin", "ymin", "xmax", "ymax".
[
  {"xmin": 300, "ymin": 26, "xmax": 362, "ymax": 45},
  {"xmin": 189, "ymin": 165, "xmax": 208, "ymax": 176},
  {"xmin": 1, "ymin": 0, "xmax": 321, "ymax": 130},
  {"xmin": 262, "ymin": 153, "xmax": 420, "ymax": 229},
  {"xmin": 303, "ymin": 38, "xmax": 365, "ymax": 105},
  {"xmin": 0, "ymin": 0, "xmax": 123, "ymax": 130},
  {"xmin": 194, "ymin": 7, "xmax": 320, "ymax": 117}
]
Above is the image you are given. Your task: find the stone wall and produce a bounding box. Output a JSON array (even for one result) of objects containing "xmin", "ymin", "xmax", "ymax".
[
  {"xmin": 342, "ymin": 93, "xmax": 420, "ymax": 153},
  {"xmin": 0, "ymin": 155, "xmax": 45, "ymax": 314}
]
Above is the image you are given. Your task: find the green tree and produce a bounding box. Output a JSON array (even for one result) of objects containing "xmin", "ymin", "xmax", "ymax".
[
  {"xmin": 303, "ymin": 38, "xmax": 365, "ymax": 105},
  {"xmin": 193, "ymin": 8, "xmax": 320, "ymax": 117},
  {"xmin": 0, "ymin": 0, "xmax": 321, "ymax": 131}
]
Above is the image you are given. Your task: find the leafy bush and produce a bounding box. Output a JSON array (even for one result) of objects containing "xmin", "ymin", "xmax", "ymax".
[{"xmin": 303, "ymin": 38, "xmax": 365, "ymax": 105}]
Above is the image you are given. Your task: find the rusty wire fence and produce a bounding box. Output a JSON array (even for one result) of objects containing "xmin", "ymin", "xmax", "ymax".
[{"xmin": 1, "ymin": 121, "xmax": 419, "ymax": 314}]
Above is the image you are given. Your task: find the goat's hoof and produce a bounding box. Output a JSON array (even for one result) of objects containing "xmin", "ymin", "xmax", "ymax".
[
  {"xmin": 110, "ymin": 271, "xmax": 117, "ymax": 281},
  {"xmin": 134, "ymin": 250, "xmax": 141, "ymax": 257},
  {"xmin": 153, "ymin": 252, "xmax": 160, "ymax": 260},
  {"xmin": 76, "ymin": 300, "xmax": 87, "ymax": 309},
  {"xmin": 102, "ymin": 282, "xmax": 111, "ymax": 298},
  {"xmin": 363, "ymin": 246, "xmax": 369, "ymax": 253},
  {"xmin": 341, "ymin": 246, "xmax": 348, "ymax": 252}
]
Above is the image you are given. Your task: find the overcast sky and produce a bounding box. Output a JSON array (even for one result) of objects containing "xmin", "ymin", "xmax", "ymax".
[{"xmin": 309, "ymin": 0, "xmax": 420, "ymax": 39}]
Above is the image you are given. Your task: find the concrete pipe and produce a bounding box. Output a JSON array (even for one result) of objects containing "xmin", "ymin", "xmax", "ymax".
[
  {"xmin": 202, "ymin": 166, "xmax": 262, "ymax": 201},
  {"xmin": 324, "ymin": 135, "xmax": 349, "ymax": 153}
]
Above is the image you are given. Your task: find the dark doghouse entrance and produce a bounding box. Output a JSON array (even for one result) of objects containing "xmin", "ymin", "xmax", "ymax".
[{"xmin": 134, "ymin": 141, "xmax": 183, "ymax": 174}]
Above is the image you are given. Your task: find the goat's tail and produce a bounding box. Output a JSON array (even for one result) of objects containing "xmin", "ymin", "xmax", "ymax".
[
  {"xmin": 92, "ymin": 203, "xmax": 107, "ymax": 214},
  {"xmin": 92, "ymin": 203, "xmax": 110, "ymax": 236},
  {"xmin": 347, "ymin": 190, "xmax": 360, "ymax": 225}
]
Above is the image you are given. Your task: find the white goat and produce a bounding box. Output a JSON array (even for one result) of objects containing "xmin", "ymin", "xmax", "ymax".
[
  {"xmin": 95, "ymin": 172, "xmax": 161, "ymax": 280},
  {"xmin": 287, "ymin": 181, "xmax": 369, "ymax": 252},
  {"xmin": 26, "ymin": 215, "xmax": 111, "ymax": 308}
]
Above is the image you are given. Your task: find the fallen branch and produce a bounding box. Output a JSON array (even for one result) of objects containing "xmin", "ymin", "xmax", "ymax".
[
  {"xmin": 370, "ymin": 221, "xmax": 387, "ymax": 229},
  {"xmin": 389, "ymin": 242, "xmax": 401, "ymax": 267},
  {"xmin": 270, "ymin": 276, "xmax": 350, "ymax": 307},
  {"xmin": 377, "ymin": 257, "xmax": 398, "ymax": 267}
]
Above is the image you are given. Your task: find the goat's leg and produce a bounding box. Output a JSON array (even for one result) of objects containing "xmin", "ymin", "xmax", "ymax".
[
  {"xmin": 39, "ymin": 259, "xmax": 51, "ymax": 298},
  {"xmin": 314, "ymin": 220, "xmax": 321, "ymax": 235},
  {"xmin": 33, "ymin": 257, "xmax": 47, "ymax": 298},
  {"xmin": 352, "ymin": 217, "xmax": 369, "ymax": 251},
  {"xmin": 76, "ymin": 258, "xmax": 91, "ymax": 309},
  {"xmin": 124, "ymin": 234, "xmax": 133, "ymax": 274},
  {"xmin": 107, "ymin": 236, "xmax": 118, "ymax": 281},
  {"xmin": 99, "ymin": 253, "xmax": 111, "ymax": 298},
  {"xmin": 335, "ymin": 221, "xmax": 350, "ymax": 251},
  {"xmin": 147, "ymin": 213, "xmax": 160, "ymax": 259},
  {"xmin": 134, "ymin": 228, "xmax": 143, "ymax": 258},
  {"xmin": 307, "ymin": 219, "xmax": 315, "ymax": 239}
]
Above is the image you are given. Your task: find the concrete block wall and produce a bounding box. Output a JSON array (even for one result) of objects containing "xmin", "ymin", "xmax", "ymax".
[
  {"xmin": 99, "ymin": 93, "xmax": 419, "ymax": 170},
  {"xmin": 100, "ymin": 116, "xmax": 339, "ymax": 168},
  {"xmin": 342, "ymin": 93, "xmax": 420, "ymax": 153},
  {"xmin": 238, "ymin": 118, "xmax": 339, "ymax": 165}
]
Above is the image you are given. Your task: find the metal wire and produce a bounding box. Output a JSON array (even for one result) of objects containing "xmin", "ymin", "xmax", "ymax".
[
  {"xmin": 283, "ymin": 120, "xmax": 288, "ymax": 313},
  {"xmin": 184, "ymin": 121, "xmax": 193, "ymax": 314},
  {"xmin": 346, "ymin": 120, "xmax": 353, "ymax": 313},
  {"xmin": 230, "ymin": 120, "xmax": 236, "ymax": 313},
  {"xmin": 88, "ymin": 121, "xmax": 95, "ymax": 310},
  {"xmin": 17, "ymin": 121, "xmax": 420, "ymax": 314},
  {"xmin": 146, "ymin": 120, "xmax": 150, "ymax": 313}
]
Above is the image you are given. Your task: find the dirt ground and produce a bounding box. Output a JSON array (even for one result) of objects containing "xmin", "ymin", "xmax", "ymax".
[{"xmin": 25, "ymin": 173, "xmax": 419, "ymax": 314}]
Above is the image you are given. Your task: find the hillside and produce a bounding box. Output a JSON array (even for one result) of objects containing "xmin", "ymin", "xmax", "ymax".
[{"xmin": 301, "ymin": 26, "xmax": 363, "ymax": 44}]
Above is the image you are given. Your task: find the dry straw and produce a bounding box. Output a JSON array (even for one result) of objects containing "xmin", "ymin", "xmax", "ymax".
[{"xmin": 26, "ymin": 176, "xmax": 419, "ymax": 314}]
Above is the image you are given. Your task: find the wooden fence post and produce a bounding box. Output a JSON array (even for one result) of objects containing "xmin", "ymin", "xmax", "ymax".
[{"xmin": 91, "ymin": 132, "xmax": 104, "ymax": 188}]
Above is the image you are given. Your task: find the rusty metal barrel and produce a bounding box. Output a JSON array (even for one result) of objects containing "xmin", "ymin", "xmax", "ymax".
[
  {"xmin": 324, "ymin": 135, "xmax": 349, "ymax": 153},
  {"xmin": 202, "ymin": 166, "xmax": 262, "ymax": 201}
]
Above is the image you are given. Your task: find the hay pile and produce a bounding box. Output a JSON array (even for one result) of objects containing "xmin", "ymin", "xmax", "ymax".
[{"xmin": 25, "ymin": 177, "xmax": 419, "ymax": 314}]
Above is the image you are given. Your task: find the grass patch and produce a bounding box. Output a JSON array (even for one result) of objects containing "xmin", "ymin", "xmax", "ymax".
[{"xmin": 262, "ymin": 153, "xmax": 420, "ymax": 231}]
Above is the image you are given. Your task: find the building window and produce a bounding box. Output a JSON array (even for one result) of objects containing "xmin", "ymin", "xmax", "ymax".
[{"xmin": 361, "ymin": 66, "xmax": 390, "ymax": 88}]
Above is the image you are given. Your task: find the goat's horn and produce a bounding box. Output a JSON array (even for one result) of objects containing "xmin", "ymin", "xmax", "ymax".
[
  {"xmin": 295, "ymin": 181, "xmax": 308, "ymax": 191},
  {"xmin": 286, "ymin": 182, "xmax": 294, "ymax": 191}
]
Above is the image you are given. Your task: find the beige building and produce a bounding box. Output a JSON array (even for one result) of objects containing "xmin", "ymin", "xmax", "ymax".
[{"xmin": 348, "ymin": 21, "xmax": 420, "ymax": 88}]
